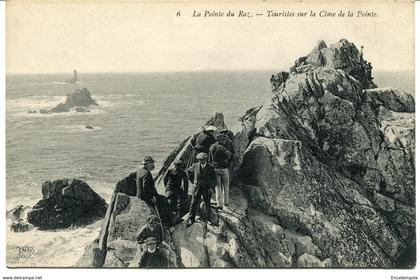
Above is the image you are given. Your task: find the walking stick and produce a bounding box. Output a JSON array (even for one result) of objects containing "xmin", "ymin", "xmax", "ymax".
[
  {"xmin": 153, "ymin": 201, "xmax": 165, "ymax": 242},
  {"xmin": 204, "ymin": 200, "xmax": 208, "ymax": 231}
]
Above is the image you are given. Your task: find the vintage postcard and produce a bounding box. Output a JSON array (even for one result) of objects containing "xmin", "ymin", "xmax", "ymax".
[{"xmin": 4, "ymin": 0, "xmax": 415, "ymax": 273}]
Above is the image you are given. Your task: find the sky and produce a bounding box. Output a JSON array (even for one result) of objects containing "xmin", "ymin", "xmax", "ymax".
[{"xmin": 6, "ymin": 1, "xmax": 414, "ymax": 74}]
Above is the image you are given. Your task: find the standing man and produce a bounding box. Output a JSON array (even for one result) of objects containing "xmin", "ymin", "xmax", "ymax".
[
  {"xmin": 136, "ymin": 155, "xmax": 172, "ymax": 225},
  {"xmin": 164, "ymin": 159, "xmax": 189, "ymax": 222},
  {"xmin": 185, "ymin": 152, "xmax": 217, "ymax": 227},
  {"xmin": 136, "ymin": 156, "xmax": 158, "ymax": 206},
  {"xmin": 209, "ymin": 135, "xmax": 232, "ymax": 210}
]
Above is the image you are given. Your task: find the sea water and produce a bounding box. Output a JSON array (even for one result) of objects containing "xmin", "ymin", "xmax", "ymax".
[{"xmin": 5, "ymin": 70, "xmax": 414, "ymax": 267}]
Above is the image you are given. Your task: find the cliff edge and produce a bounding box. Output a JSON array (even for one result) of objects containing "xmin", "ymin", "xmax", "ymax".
[{"xmin": 78, "ymin": 39, "xmax": 415, "ymax": 268}]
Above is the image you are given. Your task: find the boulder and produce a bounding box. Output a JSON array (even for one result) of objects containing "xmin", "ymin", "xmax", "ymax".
[
  {"xmin": 10, "ymin": 219, "xmax": 34, "ymax": 232},
  {"xmin": 76, "ymin": 107, "xmax": 90, "ymax": 112},
  {"xmin": 297, "ymin": 253, "xmax": 324, "ymax": 268},
  {"xmin": 50, "ymin": 103, "xmax": 70, "ymax": 113},
  {"xmin": 7, "ymin": 205, "xmax": 31, "ymax": 221},
  {"xmin": 27, "ymin": 179, "xmax": 107, "ymax": 229},
  {"xmin": 41, "ymin": 88, "xmax": 97, "ymax": 114},
  {"xmin": 64, "ymin": 88, "xmax": 97, "ymax": 108},
  {"xmin": 7, "ymin": 205, "xmax": 34, "ymax": 233}
]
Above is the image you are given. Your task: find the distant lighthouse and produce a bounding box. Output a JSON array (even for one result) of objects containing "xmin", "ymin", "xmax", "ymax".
[
  {"xmin": 66, "ymin": 69, "xmax": 80, "ymax": 84},
  {"xmin": 73, "ymin": 69, "xmax": 79, "ymax": 83}
]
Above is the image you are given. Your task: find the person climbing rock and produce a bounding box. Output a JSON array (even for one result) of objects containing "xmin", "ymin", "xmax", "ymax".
[
  {"xmin": 136, "ymin": 156, "xmax": 173, "ymax": 226},
  {"xmin": 209, "ymin": 134, "xmax": 232, "ymax": 210},
  {"xmin": 163, "ymin": 159, "xmax": 189, "ymax": 222},
  {"xmin": 187, "ymin": 126, "xmax": 217, "ymax": 168},
  {"xmin": 137, "ymin": 237, "xmax": 168, "ymax": 268},
  {"xmin": 136, "ymin": 215, "xmax": 164, "ymax": 245},
  {"xmin": 185, "ymin": 152, "xmax": 217, "ymax": 227}
]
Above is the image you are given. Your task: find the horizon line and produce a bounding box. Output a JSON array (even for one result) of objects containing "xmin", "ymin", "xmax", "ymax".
[{"xmin": 6, "ymin": 68, "xmax": 415, "ymax": 75}]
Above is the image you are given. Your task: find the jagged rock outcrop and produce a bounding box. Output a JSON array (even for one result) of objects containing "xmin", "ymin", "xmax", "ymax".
[
  {"xmin": 78, "ymin": 39, "xmax": 414, "ymax": 268},
  {"xmin": 7, "ymin": 205, "xmax": 34, "ymax": 232},
  {"xmin": 236, "ymin": 39, "xmax": 414, "ymax": 267},
  {"xmin": 287, "ymin": 39, "xmax": 377, "ymax": 89},
  {"xmin": 40, "ymin": 88, "xmax": 97, "ymax": 114},
  {"xmin": 27, "ymin": 179, "xmax": 107, "ymax": 229},
  {"xmin": 64, "ymin": 88, "xmax": 97, "ymax": 108}
]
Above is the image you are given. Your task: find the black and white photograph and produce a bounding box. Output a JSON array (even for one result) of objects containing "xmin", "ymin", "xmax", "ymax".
[{"xmin": 2, "ymin": 0, "xmax": 417, "ymax": 277}]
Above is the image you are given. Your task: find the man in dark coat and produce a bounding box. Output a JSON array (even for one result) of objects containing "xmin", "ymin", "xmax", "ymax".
[
  {"xmin": 209, "ymin": 134, "xmax": 232, "ymax": 210},
  {"xmin": 219, "ymin": 129, "xmax": 235, "ymax": 157},
  {"xmin": 136, "ymin": 156, "xmax": 158, "ymax": 205},
  {"xmin": 187, "ymin": 126, "xmax": 217, "ymax": 168},
  {"xmin": 136, "ymin": 156, "xmax": 173, "ymax": 225},
  {"xmin": 185, "ymin": 152, "xmax": 217, "ymax": 227},
  {"xmin": 163, "ymin": 159, "xmax": 188, "ymax": 221},
  {"xmin": 137, "ymin": 237, "xmax": 168, "ymax": 268}
]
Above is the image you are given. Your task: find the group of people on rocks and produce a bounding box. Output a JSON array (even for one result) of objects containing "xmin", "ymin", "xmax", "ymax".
[{"xmin": 134, "ymin": 125, "xmax": 235, "ymax": 267}]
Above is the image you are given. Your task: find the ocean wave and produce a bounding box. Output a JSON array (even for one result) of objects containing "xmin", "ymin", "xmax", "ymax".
[
  {"xmin": 6, "ymin": 219, "xmax": 102, "ymax": 267},
  {"xmin": 7, "ymin": 96, "xmax": 66, "ymax": 112},
  {"xmin": 6, "ymin": 178, "xmax": 114, "ymax": 267}
]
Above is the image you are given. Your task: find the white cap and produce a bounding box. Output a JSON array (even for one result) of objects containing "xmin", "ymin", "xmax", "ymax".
[{"xmin": 204, "ymin": 125, "xmax": 217, "ymax": 132}]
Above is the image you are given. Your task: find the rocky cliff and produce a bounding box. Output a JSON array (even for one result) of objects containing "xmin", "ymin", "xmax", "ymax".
[{"xmin": 79, "ymin": 39, "xmax": 415, "ymax": 268}]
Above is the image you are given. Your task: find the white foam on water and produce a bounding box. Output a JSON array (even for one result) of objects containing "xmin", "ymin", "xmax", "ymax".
[
  {"xmin": 6, "ymin": 219, "xmax": 102, "ymax": 267},
  {"xmin": 6, "ymin": 179, "xmax": 114, "ymax": 267},
  {"xmin": 7, "ymin": 96, "xmax": 66, "ymax": 112}
]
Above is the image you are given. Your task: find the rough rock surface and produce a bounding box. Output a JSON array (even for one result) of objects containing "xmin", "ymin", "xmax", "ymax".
[
  {"xmin": 7, "ymin": 205, "xmax": 34, "ymax": 232},
  {"xmin": 64, "ymin": 88, "xmax": 97, "ymax": 108},
  {"xmin": 27, "ymin": 179, "xmax": 107, "ymax": 229},
  {"xmin": 10, "ymin": 220, "xmax": 34, "ymax": 232},
  {"xmin": 78, "ymin": 39, "xmax": 415, "ymax": 268},
  {"xmin": 7, "ymin": 205, "xmax": 31, "ymax": 221},
  {"xmin": 40, "ymin": 88, "xmax": 97, "ymax": 114}
]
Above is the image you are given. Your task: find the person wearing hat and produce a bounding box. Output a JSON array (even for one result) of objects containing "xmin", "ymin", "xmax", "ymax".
[
  {"xmin": 136, "ymin": 156, "xmax": 158, "ymax": 205},
  {"xmin": 137, "ymin": 237, "xmax": 168, "ymax": 268},
  {"xmin": 136, "ymin": 214, "xmax": 164, "ymax": 245},
  {"xmin": 185, "ymin": 152, "xmax": 217, "ymax": 227},
  {"xmin": 163, "ymin": 159, "xmax": 189, "ymax": 222},
  {"xmin": 136, "ymin": 156, "xmax": 173, "ymax": 225},
  {"xmin": 209, "ymin": 134, "xmax": 232, "ymax": 209},
  {"xmin": 187, "ymin": 126, "xmax": 217, "ymax": 168}
]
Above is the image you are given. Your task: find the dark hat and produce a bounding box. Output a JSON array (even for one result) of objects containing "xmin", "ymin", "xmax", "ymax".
[
  {"xmin": 144, "ymin": 237, "xmax": 158, "ymax": 245},
  {"xmin": 196, "ymin": 152, "xmax": 208, "ymax": 160},
  {"xmin": 142, "ymin": 156, "xmax": 155, "ymax": 165},
  {"xmin": 147, "ymin": 215, "xmax": 159, "ymax": 223},
  {"xmin": 174, "ymin": 159, "xmax": 183, "ymax": 166}
]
